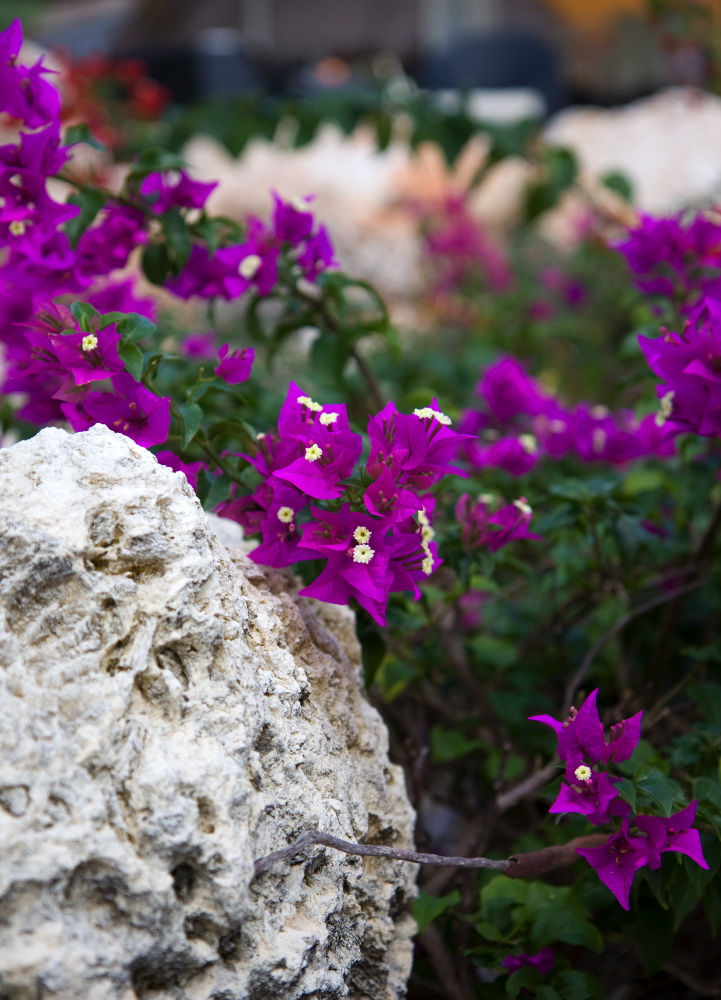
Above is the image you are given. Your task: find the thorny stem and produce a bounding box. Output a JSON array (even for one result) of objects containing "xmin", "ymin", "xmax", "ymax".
[{"xmin": 253, "ymin": 828, "xmax": 608, "ymax": 879}]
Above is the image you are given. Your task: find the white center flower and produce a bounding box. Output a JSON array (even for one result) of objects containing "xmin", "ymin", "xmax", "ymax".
[
  {"xmin": 81, "ymin": 334, "xmax": 98, "ymax": 352},
  {"xmin": 319, "ymin": 412, "xmax": 338, "ymax": 426},
  {"xmin": 519, "ymin": 433, "xmax": 538, "ymax": 454},
  {"xmin": 256, "ymin": 432, "xmax": 266, "ymax": 440},
  {"xmin": 9, "ymin": 219, "xmax": 26, "ymax": 236},
  {"xmin": 297, "ymin": 394, "xmax": 323, "ymax": 412},
  {"xmin": 413, "ymin": 406, "xmax": 452, "ymax": 425},
  {"xmin": 305, "ymin": 443, "xmax": 323, "ymax": 462},
  {"xmin": 276, "ymin": 506, "xmax": 294, "ymax": 523},
  {"xmin": 513, "ymin": 498, "xmax": 532, "ymax": 516},
  {"xmin": 239, "ymin": 254, "xmax": 262, "ymax": 280},
  {"xmin": 352, "ymin": 543, "xmax": 375, "ymax": 564},
  {"xmin": 655, "ymin": 389, "xmax": 675, "ymax": 427},
  {"xmin": 290, "ymin": 195, "xmax": 311, "ymax": 213},
  {"xmin": 422, "ymin": 554, "xmax": 434, "ymax": 575},
  {"xmin": 353, "ymin": 526, "xmax": 371, "ymax": 544},
  {"xmin": 421, "ymin": 524, "xmax": 435, "ymax": 542},
  {"xmin": 574, "ymin": 765, "xmax": 592, "ymax": 781},
  {"xmin": 592, "ymin": 428, "xmax": 607, "ymax": 454}
]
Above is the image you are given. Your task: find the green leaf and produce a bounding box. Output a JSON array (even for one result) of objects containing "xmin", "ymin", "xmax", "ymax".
[
  {"xmin": 474, "ymin": 921, "xmax": 508, "ymax": 943},
  {"xmin": 411, "ymin": 889, "xmax": 460, "ymax": 933},
  {"xmin": 176, "ymin": 402, "xmax": 203, "ymax": 448},
  {"xmin": 117, "ymin": 342, "xmax": 144, "ymax": 381},
  {"xmin": 117, "ymin": 313, "xmax": 157, "ymax": 344},
  {"xmin": 634, "ymin": 898, "xmax": 674, "ymax": 974},
  {"xmin": 506, "ymin": 967, "xmax": 542, "ymax": 998},
  {"xmin": 430, "ymin": 725, "xmax": 484, "ymax": 763},
  {"xmin": 196, "ymin": 469, "xmax": 233, "ymax": 510},
  {"xmin": 615, "ymin": 778, "xmax": 637, "ymax": 811},
  {"xmin": 161, "ymin": 207, "xmax": 192, "ymax": 271},
  {"xmin": 70, "ymin": 301, "xmax": 100, "ymax": 332},
  {"xmin": 142, "ymin": 242, "xmax": 171, "ymax": 286},
  {"xmin": 551, "ymin": 971, "xmax": 604, "ymax": 1000},
  {"xmin": 601, "ymin": 170, "xmax": 634, "ymax": 202},
  {"xmin": 531, "ymin": 907, "xmax": 603, "ymax": 953},
  {"xmin": 536, "ymin": 988, "xmax": 562, "ymax": 1000},
  {"xmin": 64, "ymin": 187, "xmax": 106, "ymax": 247},
  {"xmin": 375, "ymin": 657, "xmax": 419, "ymax": 701},
  {"xmin": 636, "ymin": 776, "xmax": 675, "ymax": 816},
  {"xmin": 63, "ymin": 122, "xmax": 106, "ymax": 152},
  {"xmin": 128, "ymin": 147, "xmax": 187, "ymax": 181}
]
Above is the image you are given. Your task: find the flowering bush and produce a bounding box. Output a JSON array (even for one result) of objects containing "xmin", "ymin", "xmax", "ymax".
[{"xmin": 2, "ymin": 19, "xmax": 721, "ymax": 998}]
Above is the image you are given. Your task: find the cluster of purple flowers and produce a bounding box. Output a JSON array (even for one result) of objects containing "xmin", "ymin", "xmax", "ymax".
[
  {"xmin": 459, "ymin": 357, "xmax": 675, "ymax": 475},
  {"xmin": 615, "ymin": 213, "xmax": 721, "ymax": 440},
  {"xmin": 167, "ymin": 192, "xmax": 337, "ymax": 301},
  {"xmin": 531, "ymin": 691, "xmax": 708, "ymax": 909},
  {"xmin": 615, "ymin": 212, "xmax": 721, "ymax": 303},
  {"xmin": 218, "ymin": 383, "xmax": 470, "ymax": 624}
]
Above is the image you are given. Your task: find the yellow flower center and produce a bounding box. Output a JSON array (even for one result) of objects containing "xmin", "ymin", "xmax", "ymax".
[
  {"xmin": 9, "ymin": 219, "xmax": 26, "ymax": 236},
  {"xmin": 574, "ymin": 765, "xmax": 592, "ymax": 781},
  {"xmin": 352, "ymin": 543, "xmax": 375, "ymax": 564},
  {"xmin": 305, "ymin": 443, "xmax": 323, "ymax": 462},
  {"xmin": 276, "ymin": 506, "xmax": 294, "ymax": 523},
  {"xmin": 353, "ymin": 525, "xmax": 371, "ymax": 544}
]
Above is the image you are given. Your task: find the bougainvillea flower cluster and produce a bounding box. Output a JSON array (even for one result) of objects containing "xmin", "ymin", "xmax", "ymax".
[
  {"xmin": 217, "ymin": 383, "xmax": 472, "ymax": 624},
  {"xmin": 531, "ymin": 691, "xmax": 707, "ymax": 908},
  {"xmin": 460, "ymin": 357, "xmax": 676, "ymax": 475}
]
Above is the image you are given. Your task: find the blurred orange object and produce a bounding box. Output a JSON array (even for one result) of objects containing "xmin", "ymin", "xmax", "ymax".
[{"xmin": 544, "ymin": 0, "xmax": 646, "ymax": 31}]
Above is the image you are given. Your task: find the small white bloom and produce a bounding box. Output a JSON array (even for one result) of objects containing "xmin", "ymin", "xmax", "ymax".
[
  {"xmin": 592, "ymin": 428, "xmax": 607, "ymax": 454},
  {"xmin": 421, "ymin": 525, "xmax": 435, "ymax": 542},
  {"xmin": 519, "ymin": 433, "xmax": 538, "ymax": 454},
  {"xmin": 297, "ymin": 394, "xmax": 323, "ymax": 412},
  {"xmin": 81, "ymin": 334, "xmax": 98, "ymax": 352},
  {"xmin": 431, "ymin": 408, "xmax": 452, "ymax": 425},
  {"xmin": 422, "ymin": 554, "xmax": 434, "ymax": 575},
  {"xmin": 239, "ymin": 254, "xmax": 262, "ymax": 280},
  {"xmin": 655, "ymin": 389, "xmax": 675, "ymax": 427},
  {"xmin": 9, "ymin": 219, "xmax": 26, "ymax": 236},
  {"xmin": 256, "ymin": 432, "xmax": 266, "ymax": 440},
  {"xmin": 305, "ymin": 443, "xmax": 323, "ymax": 462},
  {"xmin": 413, "ymin": 406, "xmax": 434, "ymax": 420},
  {"xmin": 320, "ymin": 412, "xmax": 338, "ymax": 426},
  {"xmin": 352, "ymin": 543, "xmax": 375, "ymax": 564},
  {"xmin": 353, "ymin": 526, "xmax": 371, "ymax": 544},
  {"xmin": 574, "ymin": 765, "xmax": 592, "ymax": 781},
  {"xmin": 290, "ymin": 195, "xmax": 311, "ymax": 213},
  {"xmin": 513, "ymin": 498, "xmax": 532, "ymax": 517},
  {"xmin": 479, "ymin": 492, "xmax": 495, "ymax": 505},
  {"xmin": 276, "ymin": 506, "xmax": 294, "ymax": 523}
]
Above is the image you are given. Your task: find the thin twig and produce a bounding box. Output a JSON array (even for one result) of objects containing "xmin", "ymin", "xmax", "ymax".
[
  {"xmin": 419, "ymin": 924, "xmax": 474, "ymax": 1000},
  {"xmin": 495, "ymin": 762, "xmax": 559, "ymax": 813},
  {"xmin": 252, "ymin": 828, "xmax": 608, "ymax": 879},
  {"xmin": 564, "ymin": 580, "xmax": 704, "ymax": 710}
]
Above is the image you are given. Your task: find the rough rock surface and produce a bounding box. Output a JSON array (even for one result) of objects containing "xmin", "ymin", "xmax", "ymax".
[{"xmin": 0, "ymin": 425, "xmax": 417, "ymax": 1000}]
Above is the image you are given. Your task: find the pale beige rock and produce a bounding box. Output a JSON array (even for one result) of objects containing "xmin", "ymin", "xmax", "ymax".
[
  {"xmin": 0, "ymin": 425, "xmax": 416, "ymax": 1000},
  {"xmin": 544, "ymin": 87, "xmax": 721, "ymax": 214}
]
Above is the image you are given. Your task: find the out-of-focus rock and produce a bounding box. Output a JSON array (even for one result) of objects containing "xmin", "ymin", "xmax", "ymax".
[
  {"xmin": 544, "ymin": 87, "xmax": 721, "ymax": 214},
  {"xmin": 0, "ymin": 424, "xmax": 416, "ymax": 1000}
]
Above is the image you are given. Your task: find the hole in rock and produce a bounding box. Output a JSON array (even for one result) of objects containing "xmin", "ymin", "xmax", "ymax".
[{"xmin": 171, "ymin": 862, "xmax": 196, "ymax": 902}]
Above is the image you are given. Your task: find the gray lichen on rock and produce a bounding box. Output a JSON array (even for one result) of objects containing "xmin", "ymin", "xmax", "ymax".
[{"xmin": 0, "ymin": 425, "xmax": 417, "ymax": 999}]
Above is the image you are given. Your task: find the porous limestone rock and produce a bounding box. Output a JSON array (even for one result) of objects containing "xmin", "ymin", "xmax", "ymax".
[{"xmin": 0, "ymin": 425, "xmax": 417, "ymax": 1000}]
